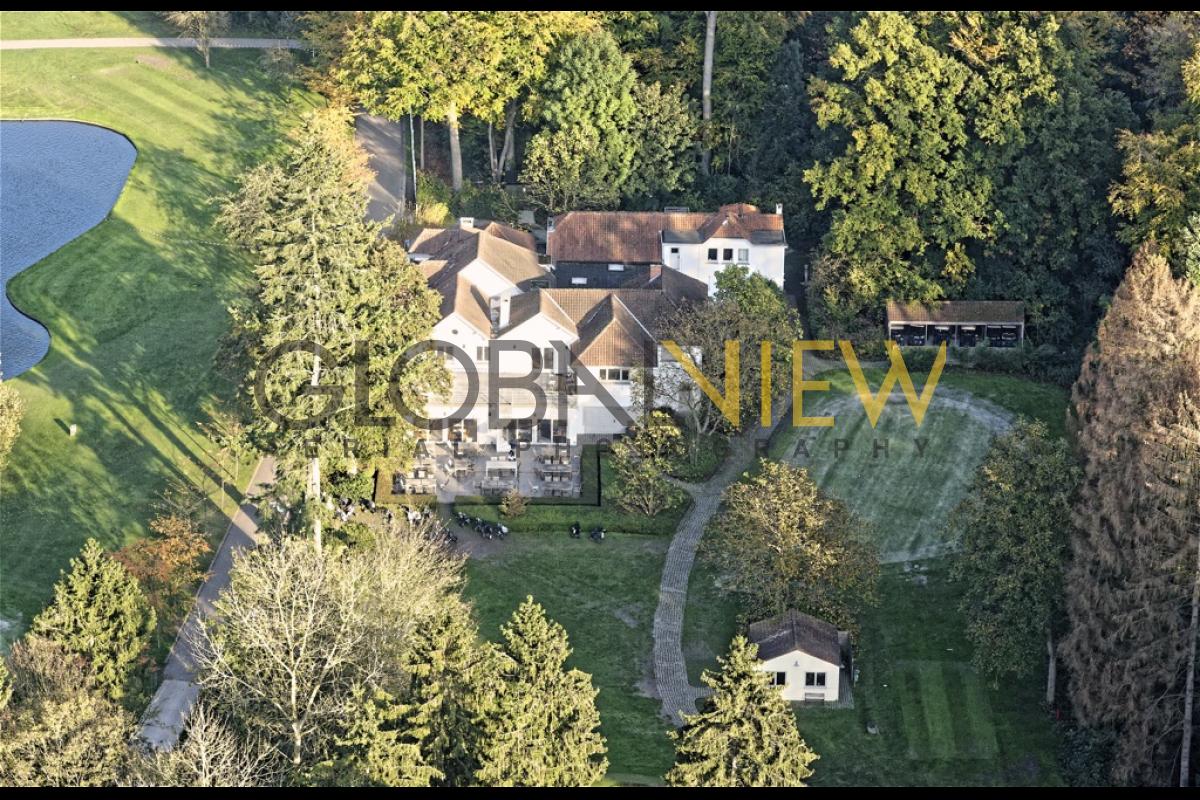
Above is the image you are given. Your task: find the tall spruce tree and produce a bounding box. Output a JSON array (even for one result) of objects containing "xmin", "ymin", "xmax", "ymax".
[
  {"xmin": 1060, "ymin": 244, "xmax": 1200, "ymax": 784},
  {"xmin": 472, "ymin": 597, "xmax": 607, "ymax": 787},
  {"xmin": 220, "ymin": 109, "xmax": 445, "ymax": 546},
  {"xmin": 29, "ymin": 539, "xmax": 154, "ymax": 702},
  {"xmin": 396, "ymin": 600, "xmax": 491, "ymax": 786},
  {"xmin": 666, "ymin": 636, "xmax": 818, "ymax": 787}
]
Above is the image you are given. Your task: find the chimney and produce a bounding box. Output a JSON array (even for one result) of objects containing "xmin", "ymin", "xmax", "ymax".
[
  {"xmin": 497, "ymin": 294, "xmax": 511, "ymax": 329},
  {"xmin": 775, "ymin": 203, "xmax": 784, "ymax": 216},
  {"xmin": 458, "ymin": 216, "xmax": 475, "ymax": 230}
]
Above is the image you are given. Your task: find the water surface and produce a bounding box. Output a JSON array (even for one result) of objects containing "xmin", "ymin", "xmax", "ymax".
[{"xmin": 1, "ymin": 120, "xmax": 136, "ymax": 378}]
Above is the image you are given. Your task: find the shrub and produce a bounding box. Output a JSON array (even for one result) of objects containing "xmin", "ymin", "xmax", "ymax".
[
  {"xmin": 329, "ymin": 471, "xmax": 374, "ymax": 502},
  {"xmin": 499, "ymin": 489, "xmax": 528, "ymax": 518}
]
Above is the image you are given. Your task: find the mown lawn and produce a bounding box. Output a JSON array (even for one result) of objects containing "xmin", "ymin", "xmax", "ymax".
[
  {"xmin": 0, "ymin": 11, "xmax": 284, "ymax": 40},
  {"xmin": 463, "ymin": 533, "xmax": 673, "ymax": 784},
  {"xmin": 684, "ymin": 558, "xmax": 1064, "ymax": 785},
  {"xmin": 683, "ymin": 371, "xmax": 1069, "ymax": 785},
  {"xmin": 0, "ymin": 45, "xmax": 319, "ymax": 642},
  {"xmin": 767, "ymin": 367, "xmax": 1067, "ymax": 559}
]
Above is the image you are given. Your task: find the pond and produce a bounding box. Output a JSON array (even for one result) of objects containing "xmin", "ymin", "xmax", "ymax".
[{"xmin": 1, "ymin": 120, "xmax": 136, "ymax": 378}]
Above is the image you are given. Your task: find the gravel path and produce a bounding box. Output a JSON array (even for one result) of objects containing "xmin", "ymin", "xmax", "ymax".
[{"xmin": 0, "ymin": 37, "xmax": 303, "ymax": 50}]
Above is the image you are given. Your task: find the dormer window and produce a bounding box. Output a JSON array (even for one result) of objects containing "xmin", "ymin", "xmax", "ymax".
[
  {"xmin": 608, "ymin": 264, "xmax": 625, "ymax": 272},
  {"xmin": 571, "ymin": 276, "xmax": 588, "ymax": 286}
]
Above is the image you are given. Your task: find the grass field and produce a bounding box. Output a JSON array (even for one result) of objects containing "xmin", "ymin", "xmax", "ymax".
[
  {"xmin": 768, "ymin": 368, "xmax": 1067, "ymax": 559},
  {"xmin": 684, "ymin": 549, "xmax": 1064, "ymax": 785},
  {"xmin": 681, "ymin": 369, "xmax": 1070, "ymax": 785},
  {"xmin": 0, "ymin": 44, "xmax": 319, "ymax": 641},
  {"xmin": 0, "ymin": 11, "xmax": 284, "ymax": 40},
  {"xmin": 463, "ymin": 533, "xmax": 673, "ymax": 784}
]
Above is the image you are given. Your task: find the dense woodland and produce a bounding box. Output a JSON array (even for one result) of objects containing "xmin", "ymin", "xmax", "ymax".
[{"xmin": 0, "ymin": 10, "xmax": 1198, "ymax": 788}]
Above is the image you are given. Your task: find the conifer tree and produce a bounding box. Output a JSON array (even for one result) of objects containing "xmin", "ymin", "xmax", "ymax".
[
  {"xmin": 220, "ymin": 109, "xmax": 445, "ymax": 546},
  {"xmin": 1060, "ymin": 245, "xmax": 1200, "ymax": 784},
  {"xmin": 472, "ymin": 597, "xmax": 607, "ymax": 787},
  {"xmin": 29, "ymin": 539, "xmax": 154, "ymax": 701},
  {"xmin": 322, "ymin": 685, "xmax": 441, "ymax": 787},
  {"xmin": 397, "ymin": 602, "xmax": 487, "ymax": 786},
  {"xmin": 666, "ymin": 636, "xmax": 818, "ymax": 787}
]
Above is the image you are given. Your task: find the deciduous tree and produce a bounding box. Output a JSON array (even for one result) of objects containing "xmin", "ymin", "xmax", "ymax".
[
  {"xmin": 0, "ymin": 381, "xmax": 24, "ymax": 473},
  {"xmin": 163, "ymin": 11, "xmax": 230, "ymax": 68},
  {"xmin": 949, "ymin": 419, "xmax": 1079, "ymax": 703},
  {"xmin": 705, "ymin": 460, "xmax": 879, "ymax": 632}
]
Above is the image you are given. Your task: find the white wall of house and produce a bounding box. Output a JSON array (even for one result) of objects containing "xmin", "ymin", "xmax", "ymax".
[
  {"xmin": 494, "ymin": 315, "xmax": 576, "ymax": 375},
  {"xmin": 758, "ymin": 650, "xmax": 841, "ymax": 703},
  {"xmin": 661, "ymin": 237, "xmax": 785, "ymax": 294},
  {"xmin": 433, "ymin": 315, "xmax": 491, "ymax": 371}
]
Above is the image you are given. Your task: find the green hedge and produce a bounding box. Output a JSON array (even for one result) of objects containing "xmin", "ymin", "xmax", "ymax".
[{"xmin": 453, "ymin": 501, "xmax": 686, "ymax": 537}]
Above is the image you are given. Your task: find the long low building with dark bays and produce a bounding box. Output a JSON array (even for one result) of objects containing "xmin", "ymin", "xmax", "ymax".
[{"xmin": 886, "ymin": 300, "xmax": 1025, "ymax": 348}]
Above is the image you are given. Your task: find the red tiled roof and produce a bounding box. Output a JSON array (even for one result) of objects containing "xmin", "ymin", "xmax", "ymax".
[
  {"xmin": 548, "ymin": 204, "xmax": 784, "ymax": 264},
  {"xmin": 410, "ymin": 225, "xmax": 547, "ymax": 288}
]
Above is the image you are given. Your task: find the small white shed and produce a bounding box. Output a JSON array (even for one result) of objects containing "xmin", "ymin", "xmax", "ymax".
[{"xmin": 748, "ymin": 609, "xmax": 849, "ymax": 704}]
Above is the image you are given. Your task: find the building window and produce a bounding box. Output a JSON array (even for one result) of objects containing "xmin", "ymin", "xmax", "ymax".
[
  {"xmin": 608, "ymin": 263, "xmax": 625, "ymax": 272},
  {"xmin": 804, "ymin": 672, "xmax": 826, "ymax": 688},
  {"xmin": 723, "ymin": 248, "xmax": 733, "ymax": 262},
  {"xmin": 707, "ymin": 247, "xmax": 718, "ymax": 262},
  {"xmin": 543, "ymin": 347, "xmax": 555, "ymax": 372},
  {"xmin": 737, "ymin": 248, "xmax": 749, "ymax": 263},
  {"xmin": 599, "ymin": 368, "xmax": 630, "ymax": 382},
  {"xmin": 772, "ymin": 671, "xmax": 787, "ymax": 687},
  {"xmin": 670, "ymin": 247, "xmax": 680, "ymax": 255},
  {"xmin": 571, "ymin": 276, "xmax": 588, "ymax": 286}
]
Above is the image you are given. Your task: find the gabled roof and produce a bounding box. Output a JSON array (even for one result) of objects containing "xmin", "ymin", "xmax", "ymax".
[
  {"xmin": 886, "ymin": 300, "xmax": 1025, "ymax": 326},
  {"xmin": 502, "ymin": 289, "xmax": 577, "ymax": 337},
  {"xmin": 493, "ymin": 269, "xmax": 704, "ymax": 368},
  {"xmin": 431, "ymin": 273, "xmax": 492, "ymax": 337},
  {"xmin": 410, "ymin": 224, "xmax": 547, "ymax": 289},
  {"xmin": 747, "ymin": 609, "xmax": 843, "ymax": 666},
  {"xmin": 479, "ymin": 220, "xmax": 536, "ymax": 252},
  {"xmin": 549, "ymin": 203, "xmax": 785, "ymax": 264},
  {"xmin": 571, "ymin": 295, "xmax": 654, "ymax": 367}
]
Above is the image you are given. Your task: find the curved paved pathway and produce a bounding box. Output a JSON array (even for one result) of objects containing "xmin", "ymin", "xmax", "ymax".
[
  {"xmin": 0, "ymin": 37, "xmax": 303, "ymax": 51},
  {"xmin": 140, "ymin": 456, "xmax": 276, "ymax": 749},
  {"xmin": 653, "ymin": 406, "xmax": 790, "ymax": 725}
]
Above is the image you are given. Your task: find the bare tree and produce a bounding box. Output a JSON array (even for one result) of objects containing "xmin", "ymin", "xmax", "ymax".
[
  {"xmin": 163, "ymin": 12, "xmax": 231, "ymax": 69},
  {"xmin": 136, "ymin": 703, "xmax": 280, "ymax": 787},
  {"xmin": 194, "ymin": 520, "xmax": 462, "ymax": 767}
]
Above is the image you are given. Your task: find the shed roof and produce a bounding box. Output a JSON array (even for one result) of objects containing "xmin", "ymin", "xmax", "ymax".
[
  {"xmin": 886, "ymin": 300, "xmax": 1024, "ymax": 325},
  {"xmin": 747, "ymin": 609, "xmax": 843, "ymax": 666}
]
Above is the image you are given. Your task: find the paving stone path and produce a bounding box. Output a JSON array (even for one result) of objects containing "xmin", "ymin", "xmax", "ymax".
[{"xmin": 652, "ymin": 407, "xmax": 789, "ymax": 726}]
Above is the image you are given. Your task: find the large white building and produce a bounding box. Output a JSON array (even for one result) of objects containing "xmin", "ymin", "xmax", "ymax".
[
  {"xmin": 410, "ymin": 218, "xmax": 708, "ymax": 449},
  {"xmin": 546, "ymin": 203, "xmax": 787, "ymax": 295}
]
